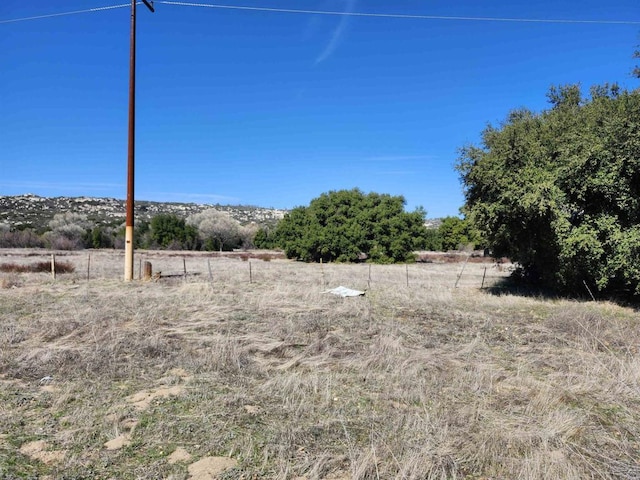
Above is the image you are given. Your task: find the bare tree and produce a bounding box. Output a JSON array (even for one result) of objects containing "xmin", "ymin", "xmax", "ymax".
[
  {"xmin": 187, "ymin": 209, "xmax": 241, "ymax": 252},
  {"xmin": 45, "ymin": 213, "xmax": 93, "ymax": 250},
  {"xmin": 239, "ymin": 222, "xmax": 260, "ymax": 250}
]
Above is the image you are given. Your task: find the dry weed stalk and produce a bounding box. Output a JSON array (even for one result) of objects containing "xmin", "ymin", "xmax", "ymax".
[{"xmin": 0, "ymin": 249, "xmax": 638, "ymax": 479}]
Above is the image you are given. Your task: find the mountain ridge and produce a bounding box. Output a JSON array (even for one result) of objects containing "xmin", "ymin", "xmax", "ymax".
[{"xmin": 0, "ymin": 194, "xmax": 287, "ymax": 231}]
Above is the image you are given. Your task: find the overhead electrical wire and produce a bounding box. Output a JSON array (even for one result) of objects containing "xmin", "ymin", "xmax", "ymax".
[
  {"xmin": 2, "ymin": 1, "xmax": 640, "ymax": 26},
  {"xmin": 0, "ymin": 3, "xmax": 131, "ymax": 24},
  {"xmin": 157, "ymin": 1, "xmax": 640, "ymax": 25}
]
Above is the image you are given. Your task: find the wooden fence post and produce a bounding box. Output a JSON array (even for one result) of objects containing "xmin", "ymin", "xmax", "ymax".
[
  {"xmin": 143, "ymin": 261, "xmax": 152, "ymax": 280},
  {"xmin": 51, "ymin": 254, "xmax": 56, "ymax": 280},
  {"xmin": 207, "ymin": 259, "xmax": 213, "ymax": 287},
  {"xmin": 455, "ymin": 254, "xmax": 470, "ymax": 288}
]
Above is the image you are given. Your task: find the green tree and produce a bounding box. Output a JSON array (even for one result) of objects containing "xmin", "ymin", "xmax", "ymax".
[
  {"xmin": 438, "ymin": 216, "xmax": 483, "ymax": 251},
  {"xmin": 423, "ymin": 228, "xmax": 443, "ymax": 251},
  {"xmin": 149, "ymin": 214, "xmax": 199, "ymax": 250},
  {"xmin": 89, "ymin": 226, "xmax": 114, "ymax": 249},
  {"xmin": 254, "ymin": 227, "xmax": 277, "ymax": 249},
  {"xmin": 457, "ymin": 84, "xmax": 640, "ymax": 297},
  {"xmin": 271, "ymin": 189, "xmax": 428, "ymax": 263}
]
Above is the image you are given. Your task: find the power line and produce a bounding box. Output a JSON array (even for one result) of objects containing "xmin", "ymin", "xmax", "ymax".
[
  {"xmin": 2, "ymin": 1, "xmax": 640, "ymax": 26},
  {"xmin": 158, "ymin": 1, "xmax": 640, "ymax": 26},
  {"xmin": 0, "ymin": 3, "xmax": 131, "ymax": 25}
]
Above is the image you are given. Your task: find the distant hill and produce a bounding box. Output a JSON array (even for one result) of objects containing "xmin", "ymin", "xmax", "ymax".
[{"xmin": 0, "ymin": 194, "xmax": 287, "ymax": 231}]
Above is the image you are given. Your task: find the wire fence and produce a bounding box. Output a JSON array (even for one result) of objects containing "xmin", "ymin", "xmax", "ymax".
[{"xmin": 0, "ymin": 249, "xmax": 512, "ymax": 291}]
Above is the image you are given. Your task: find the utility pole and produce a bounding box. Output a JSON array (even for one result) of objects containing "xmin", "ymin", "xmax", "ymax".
[{"xmin": 124, "ymin": 0, "xmax": 154, "ymax": 281}]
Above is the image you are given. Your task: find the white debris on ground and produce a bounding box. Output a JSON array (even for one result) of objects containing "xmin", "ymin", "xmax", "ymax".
[{"xmin": 323, "ymin": 286, "xmax": 365, "ymax": 297}]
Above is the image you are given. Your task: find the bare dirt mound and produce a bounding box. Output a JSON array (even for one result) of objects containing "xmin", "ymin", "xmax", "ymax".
[
  {"xmin": 187, "ymin": 456, "xmax": 238, "ymax": 479},
  {"xmin": 19, "ymin": 440, "xmax": 66, "ymax": 465}
]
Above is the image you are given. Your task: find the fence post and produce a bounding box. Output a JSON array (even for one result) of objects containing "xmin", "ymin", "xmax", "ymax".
[
  {"xmin": 51, "ymin": 254, "xmax": 56, "ymax": 280},
  {"xmin": 207, "ymin": 259, "xmax": 213, "ymax": 287},
  {"xmin": 143, "ymin": 261, "xmax": 153, "ymax": 280},
  {"xmin": 87, "ymin": 254, "xmax": 91, "ymax": 282},
  {"xmin": 481, "ymin": 266, "xmax": 487, "ymax": 289},
  {"xmin": 583, "ymin": 280, "xmax": 596, "ymax": 301},
  {"xmin": 249, "ymin": 261, "xmax": 253, "ymax": 284},
  {"xmin": 454, "ymin": 253, "xmax": 471, "ymax": 288}
]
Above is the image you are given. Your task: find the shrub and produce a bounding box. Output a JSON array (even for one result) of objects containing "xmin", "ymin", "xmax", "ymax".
[
  {"xmin": 0, "ymin": 229, "xmax": 45, "ymax": 248},
  {"xmin": 270, "ymin": 189, "xmax": 429, "ymax": 263}
]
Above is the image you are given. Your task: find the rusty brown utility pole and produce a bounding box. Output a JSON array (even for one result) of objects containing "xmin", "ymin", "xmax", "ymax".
[{"xmin": 124, "ymin": 0, "xmax": 154, "ymax": 281}]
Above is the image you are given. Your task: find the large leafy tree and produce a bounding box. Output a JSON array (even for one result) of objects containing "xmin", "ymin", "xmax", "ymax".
[
  {"xmin": 457, "ymin": 84, "xmax": 640, "ymax": 296},
  {"xmin": 149, "ymin": 214, "xmax": 199, "ymax": 249},
  {"xmin": 438, "ymin": 216, "xmax": 484, "ymax": 251},
  {"xmin": 272, "ymin": 189, "xmax": 429, "ymax": 263}
]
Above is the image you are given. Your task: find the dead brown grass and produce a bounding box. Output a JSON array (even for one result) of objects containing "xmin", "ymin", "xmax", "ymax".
[
  {"xmin": 0, "ymin": 249, "xmax": 638, "ymax": 479},
  {"xmin": 0, "ymin": 260, "xmax": 75, "ymax": 274}
]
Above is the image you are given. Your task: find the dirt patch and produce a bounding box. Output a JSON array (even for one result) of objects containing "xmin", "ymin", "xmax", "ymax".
[
  {"xmin": 126, "ymin": 385, "xmax": 185, "ymax": 410},
  {"xmin": 168, "ymin": 367, "xmax": 191, "ymax": 379},
  {"xmin": 104, "ymin": 434, "xmax": 131, "ymax": 450},
  {"xmin": 168, "ymin": 446, "xmax": 193, "ymax": 464},
  {"xmin": 19, "ymin": 440, "xmax": 66, "ymax": 464},
  {"xmin": 188, "ymin": 456, "xmax": 238, "ymax": 479}
]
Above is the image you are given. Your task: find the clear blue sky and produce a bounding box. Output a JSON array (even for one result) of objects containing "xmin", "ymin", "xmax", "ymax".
[{"xmin": 1, "ymin": 1, "xmax": 639, "ymax": 217}]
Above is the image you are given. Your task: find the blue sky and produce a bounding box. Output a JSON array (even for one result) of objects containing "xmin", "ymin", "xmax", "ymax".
[{"xmin": 1, "ymin": 1, "xmax": 639, "ymax": 217}]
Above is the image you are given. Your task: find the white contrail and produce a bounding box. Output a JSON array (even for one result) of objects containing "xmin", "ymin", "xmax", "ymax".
[{"xmin": 315, "ymin": 0, "xmax": 356, "ymax": 64}]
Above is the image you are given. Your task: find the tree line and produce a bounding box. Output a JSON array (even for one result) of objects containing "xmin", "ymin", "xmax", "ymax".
[
  {"xmin": 0, "ymin": 193, "xmax": 482, "ymax": 257},
  {"xmin": 0, "ymin": 209, "xmax": 259, "ymax": 252}
]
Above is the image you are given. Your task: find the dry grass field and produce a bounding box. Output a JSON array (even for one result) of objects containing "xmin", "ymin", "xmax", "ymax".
[{"xmin": 1, "ymin": 249, "xmax": 639, "ymax": 479}]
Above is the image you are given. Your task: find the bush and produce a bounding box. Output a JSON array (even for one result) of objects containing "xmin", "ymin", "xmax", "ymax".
[
  {"xmin": 270, "ymin": 189, "xmax": 429, "ymax": 263},
  {"xmin": 0, "ymin": 229, "xmax": 45, "ymax": 248}
]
